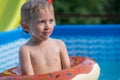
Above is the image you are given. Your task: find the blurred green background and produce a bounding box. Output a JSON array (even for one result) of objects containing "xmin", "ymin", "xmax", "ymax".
[{"xmin": 53, "ymin": 0, "xmax": 120, "ymax": 24}]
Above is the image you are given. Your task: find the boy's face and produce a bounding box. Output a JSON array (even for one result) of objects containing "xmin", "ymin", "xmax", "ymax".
[{"xmin": 27, "ymin": 9, "xmax": 55, "ymax": 41}]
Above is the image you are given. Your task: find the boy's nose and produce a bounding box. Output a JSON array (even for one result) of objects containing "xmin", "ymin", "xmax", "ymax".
[{"xmin": 44, "ymin": 23, "xmax": 49, "ymax": 30}]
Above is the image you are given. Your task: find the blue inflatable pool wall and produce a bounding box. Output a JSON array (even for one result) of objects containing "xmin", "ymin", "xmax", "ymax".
[{"xmin": 0, "ymin": 24, "xmax": 120, "ymax": 80}]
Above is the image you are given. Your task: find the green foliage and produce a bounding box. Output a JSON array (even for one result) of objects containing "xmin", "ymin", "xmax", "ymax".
[
  {"xmin": 102, "ymin": 0, "xmax": 120, "ymax": 24},
  {"xmin": 53, "ymin": 0, "xmax": 119, "ymax": 24}
]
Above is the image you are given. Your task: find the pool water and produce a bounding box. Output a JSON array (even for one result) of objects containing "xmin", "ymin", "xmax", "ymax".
[
  {"xmin": 55, "ymin": 34, "xmax": 120, "ymax": 80},
  {"xmin": 98, "ymin": 62, "xmax": 120, "ymax": 80}
]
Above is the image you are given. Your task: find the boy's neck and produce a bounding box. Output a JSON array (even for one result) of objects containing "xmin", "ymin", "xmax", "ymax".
[{"xmin": 27, "ymin": 38, "xmax": 49, "ymax": 46}]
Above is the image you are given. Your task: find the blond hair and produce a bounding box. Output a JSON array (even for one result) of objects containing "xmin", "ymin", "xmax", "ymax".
[{"xmin": 21, "ymin": 0, "xmax": 54, "ymax": 23}]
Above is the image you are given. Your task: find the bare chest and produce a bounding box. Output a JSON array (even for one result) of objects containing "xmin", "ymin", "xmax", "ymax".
[{"xmin": 29, "ymin": 44, "xmax": 61, "ymax": 69}]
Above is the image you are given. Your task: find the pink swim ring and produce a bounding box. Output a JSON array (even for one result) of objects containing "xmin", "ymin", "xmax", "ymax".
[{"xmin": 0, "ymin": 56, "xmax": 100, "ymax": 80}]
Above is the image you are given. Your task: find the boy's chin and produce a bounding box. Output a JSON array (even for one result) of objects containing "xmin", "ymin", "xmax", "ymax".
[{"xmin": 41, "ymin": 37, "xmax": 49, "ymax": 41}]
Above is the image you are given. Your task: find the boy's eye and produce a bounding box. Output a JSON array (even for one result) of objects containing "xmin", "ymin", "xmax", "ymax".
[
  {"xmin": 37, "ymin": 20, "xmax": 45, "ymax": 24},
  {"xmin": 50, "ymin": 19, "xmax": 54, "ymax": 23}
]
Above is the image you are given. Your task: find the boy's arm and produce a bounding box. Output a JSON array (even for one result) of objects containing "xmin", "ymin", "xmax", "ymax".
[
  {"xmin": 19, "ymin": 46, "xmax": 34, "ymax": 75},
  {"xmin": 58, "ymin": 40, "xmax": 71, "ymax": 69}
]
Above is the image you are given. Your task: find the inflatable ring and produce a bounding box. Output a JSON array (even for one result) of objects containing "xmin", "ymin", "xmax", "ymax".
[
  {"xmin": 0, "ymin": 56, "xmax": 100, "ymax": 80},
  {"xmin": 0, "ymin": 0, "xmax": 27, "ymax": 32}
]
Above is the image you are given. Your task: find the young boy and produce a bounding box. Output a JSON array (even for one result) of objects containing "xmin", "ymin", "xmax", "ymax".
[{"xmin": 19, "ymin": 0, "xmax": 70, "ymax": 75}]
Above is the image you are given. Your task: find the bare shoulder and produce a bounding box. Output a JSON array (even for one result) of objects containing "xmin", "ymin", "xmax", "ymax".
[
  {"xmin": 52, "ymin": 39, "xmax": 65, "ymax": 45},
  {"xmin": 51, "ymin": 38, "xmax": 66, "ymax": 48},
  {"xmin": 19, "ymin": 45, "xmax": 30, "ymax": 56},
  {"xmin": 19, "ymin": 45, "xmax": 29, "ymax": 52}
]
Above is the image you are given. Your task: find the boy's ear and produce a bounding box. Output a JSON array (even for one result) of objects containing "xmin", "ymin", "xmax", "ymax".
[{"xmin": 21, "ymin": 22, "xmax": 30, "ymax": 32}]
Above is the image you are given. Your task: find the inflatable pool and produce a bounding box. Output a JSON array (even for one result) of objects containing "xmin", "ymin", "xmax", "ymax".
[
  {"xmin": 0, "ymin": 56, "xmax": 100, "ymax": 80},
  {"xmin": 6, "ymin": 25, "xmax": 120, "ymax": 80}
]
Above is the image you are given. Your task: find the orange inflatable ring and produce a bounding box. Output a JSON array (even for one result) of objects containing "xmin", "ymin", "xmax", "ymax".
[{"xmin": 0, "ymin": 56, "xmax": 100, "ymax": 80}]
